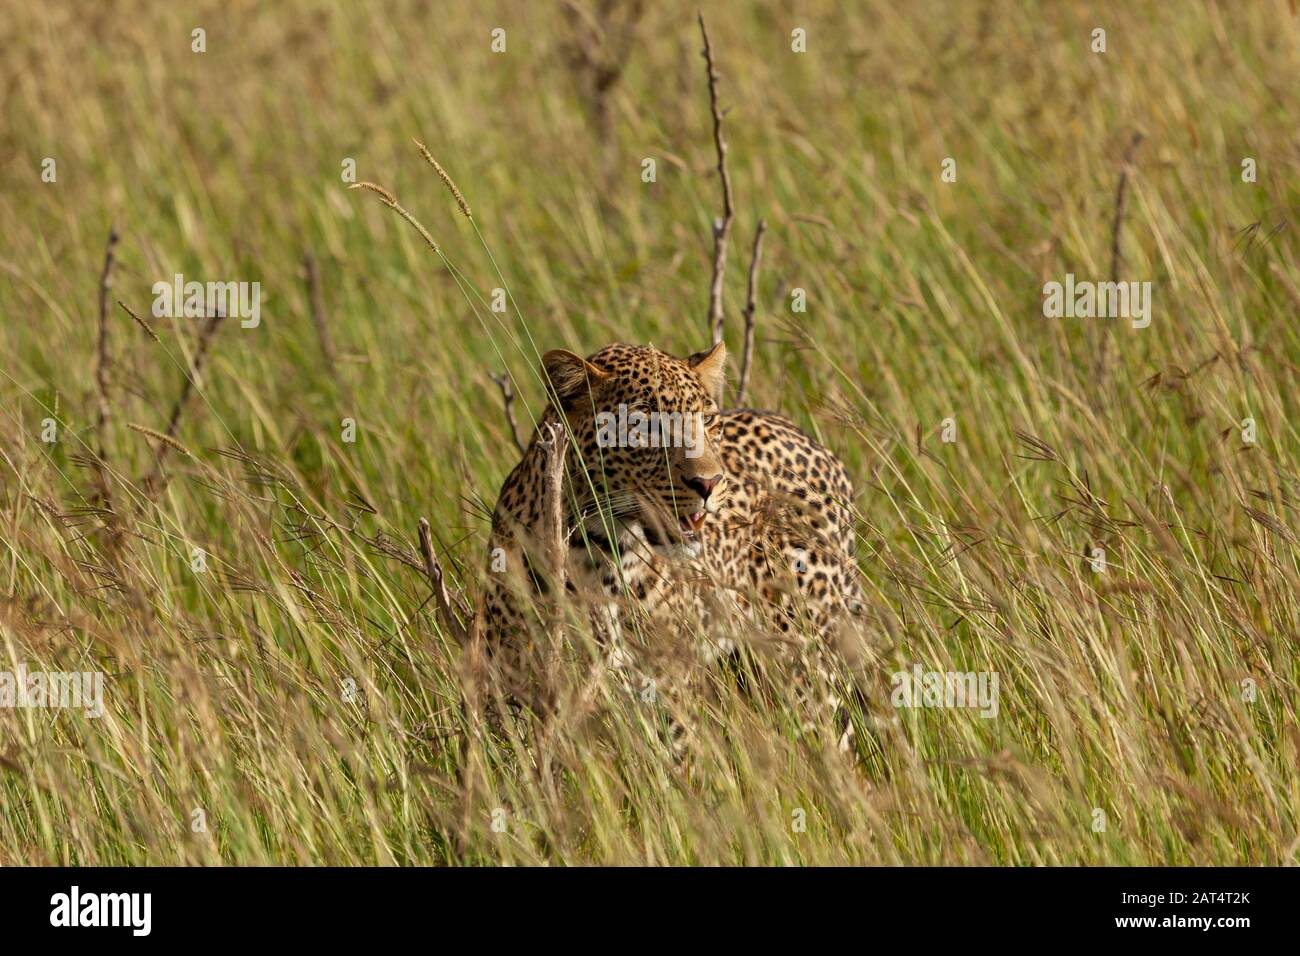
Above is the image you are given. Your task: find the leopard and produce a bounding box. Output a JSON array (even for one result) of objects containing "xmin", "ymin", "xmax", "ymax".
[{"xmin": 478, "ymin": 339, "xmax": 866, "ymax": 726}]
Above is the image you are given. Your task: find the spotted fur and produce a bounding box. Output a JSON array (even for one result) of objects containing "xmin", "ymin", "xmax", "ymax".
[{"xmin": 481, "ymin": 341, "xmax": 863, "ymax": 701}]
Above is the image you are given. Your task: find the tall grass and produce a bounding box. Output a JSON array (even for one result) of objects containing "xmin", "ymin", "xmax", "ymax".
[{"xmin": 1, "ymin": 0, "xmax": 1297, "ymax": 864}]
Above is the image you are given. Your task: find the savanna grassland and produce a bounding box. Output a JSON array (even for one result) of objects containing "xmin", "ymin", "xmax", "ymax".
[{"xmin": 1, "ymin": 0, "xmax": 1299, "ymax": 865}]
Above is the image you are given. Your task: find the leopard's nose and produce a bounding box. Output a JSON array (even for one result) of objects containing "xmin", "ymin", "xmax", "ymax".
[{"xmin": 684, "ymin": 475, "xmax": 722, "ymax": 501}]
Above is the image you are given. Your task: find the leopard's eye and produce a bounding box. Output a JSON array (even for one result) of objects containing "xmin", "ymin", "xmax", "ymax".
[{"xmin": 701, "ymin": 413, "xmax": 718, "ymax": 427}]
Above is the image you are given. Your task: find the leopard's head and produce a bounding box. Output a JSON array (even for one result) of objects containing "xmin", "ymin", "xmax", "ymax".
[{"xmin": 542, "ymin": 341, "xmax": 728, "ymax": 554}]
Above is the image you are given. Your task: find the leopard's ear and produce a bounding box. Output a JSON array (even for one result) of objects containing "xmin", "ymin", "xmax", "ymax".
[
  {"xmin": 542, "ymin": 349, "xmax": 609, "ymax": 412},
  {"xmin": 687, "ymin": 340, "xmax": 727, "ymax": 404}
]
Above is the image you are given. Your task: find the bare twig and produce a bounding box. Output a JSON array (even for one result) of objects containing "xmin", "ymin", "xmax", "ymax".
[
  {"xmin": 491, "ymin": 372, "xmax": 526, "ymax": 455},
  {"xmin": 699, "ymin": 13, "xmax": 734, "ymax": 346},
  {"xmin": 1097, "ymin": 131, "xmax": 1144, "ymax": 380},
  {"xmin": 736, "ymin": 219, "xmax": 767, "ymax": 404},
  {"xmin": 1109, "ymin": 131, "xmax": 1144, "ymax": 283},
  {"xmin": 139, "ymin": 310, "xmax": 225, "ymax": 495},
  {"xmin": 418, "ymin": 517, "xmax": 470, "ymax": 646},
  {"xmin": 560, "ymin": 0, "xmax": 645, "ymax": 144},
  {"xmin": 160, "ymin": 312, "xmax": 223, "ymax": 443},
  {"xmin": 536, "ymin": 422, "xmax": 571, "ymax": 694},
  {"xmin": 303, "ymin": 252, "xmax": 336, "ymax": 373},
  {"xmin": 92, "ymin": 226, "xmax": 119, "ymax": 510},
  {"xmin": 538, "ymin": 423, "xmax": 570, "ymax": 590}
]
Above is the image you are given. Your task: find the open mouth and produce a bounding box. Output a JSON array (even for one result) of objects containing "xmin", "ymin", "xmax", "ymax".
[{"xmin": 678, "ymin": 511, "xmax": 706, "ymax": 536}]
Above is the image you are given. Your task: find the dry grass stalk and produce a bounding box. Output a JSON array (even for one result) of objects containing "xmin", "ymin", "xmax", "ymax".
[
  {"xmin": 349, "ymin": 182, "xmax": 441, "ymax": 253},
  {"xmin": 117, "ymin": 299, "xmax": 161, "ymax": 343},
  {"xmin": 491, "ymin": 371, "xmax": 526, "ymax": 454},
  {"xmin": 698, "ymin": 13, "xmax": 734, "ymax": 346},
  {"xmin": 1267, "ymin": 261, "xmax": 1300, "ymax": 309},
  {"xmin": 736, "ymin": 219, "xmax": 767, "ymax": 404},
  {"xmin": 418, "ymin": 517, "xmax": 471, "ymax": 646},
  {"xmin": 413, "ymin": 139, "xmax": 472, "ymax": 219},
  {"xmin": 127, "ymin": 422, "xmax": 193, "ymax": 458}
]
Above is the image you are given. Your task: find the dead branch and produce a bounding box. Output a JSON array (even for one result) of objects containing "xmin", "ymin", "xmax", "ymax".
[
  {"xmin": 1109, "ymin": 131, "xmax": 1144, "ymax": 283},
  {"xmin": 491, "ymin": 371, "xmax": 526, "ymax": 455},
  {"xmin": 536, "ymin": 422, "xmax": 571, "ymax": 703},
  {"xmin": 699, "ymin": 13, "xmax": 734, "ymax": 346},
  {"xmin": 418, "ymin": 517, "xmax": 470, "ymax": 646},
  {"xmin": 139, "ymin": 310, "xmax": 225, "ymax": 495},
  {"xmin": 538, "ymin": 423, "xmax": 570, "ymax": 590},
  {"xmin": 92, "ymin": 226, "xmax": 119, "ymax": 510},
  {"xmin": 1097, "ymin": 131, "xmax": 1144, "ymax": 380},
  {"xmin": 736, "ymin": 219, "xmax": 767, "ymax": 404},
  {"xmin": 560, "ymin": 0, "xmax": 646, "ymax": 144}
]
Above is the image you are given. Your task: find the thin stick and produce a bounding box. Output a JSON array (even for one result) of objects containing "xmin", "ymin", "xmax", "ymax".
[
  {"xmin": 736, "ymin": 219, "xmax": 767, "ymax": 404},
  {"xmin": 537, "ymin": 422, "xmax": 570, "ymax": 691},
  {"xmin": 1109, "ymin": 131, "xmax": 1144, "ymax": 284},
  {"xmin": 1268, "ymin": 262, "xmax": 1300, "ymax": 311},
  {"xmin": 491, "ymin": 371, "xmax": 526, "ymax": 455},
  {"xmin": 538, "ymin": 423, "xmax": 570, "ymax": 590},
  {"xmin": 559, "ymin": 0, "xmax": 645, "ymax": 146},
  {"xmin": 699, "ymin": 13, "xmax": 734, "ymax": 346},
  {"xmin": 418, "ymin": 517, "xmax": 470, "ymax": 646},
  {"xmin": 92, "ymin": 226, "xmax": 119, "ymax": 509},
  {"xmin": 139, "ymin": 310, "xmax": 225, "ymax": 494},
  {"xmin": 1098, "ymin": 131, "xmax": 1144, "ymax": 380},
  {"xmin": 303, "ymin": 252, "xmax": 336, "ymax": 373}
]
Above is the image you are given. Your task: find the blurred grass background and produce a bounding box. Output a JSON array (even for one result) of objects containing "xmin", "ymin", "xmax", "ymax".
[{"xmin": 1, "ymin": 0, "xmax": 1299, "ymax": 864}]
